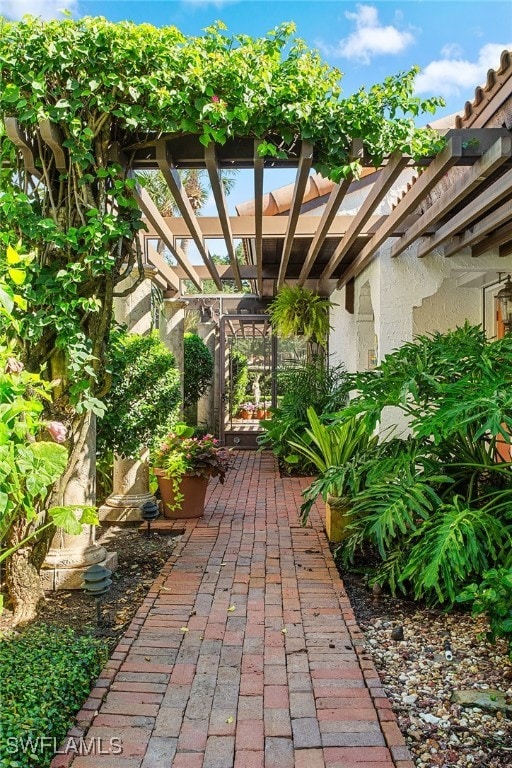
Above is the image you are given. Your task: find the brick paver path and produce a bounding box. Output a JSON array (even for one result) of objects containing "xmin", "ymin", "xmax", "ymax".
[{"xmin": 57, "ymin": 452, "xmax": 413, "ymax": 768}]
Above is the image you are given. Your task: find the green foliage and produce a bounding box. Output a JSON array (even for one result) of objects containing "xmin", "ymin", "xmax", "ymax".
[
  {"xmin": 0, "ymin": 624, "xmax": 108, "ymax": 768},
  {"xmin": 152, "ymin": 423, "xmax": 230, "ymax": 513},
  {"xmin": 268, "ymin": 286, "xmax": 334, "ymax": 345},
  {"xmin": 328, "ymin": 325, "xmax": 512, "ymax": 607},
  {"xmin": 457, "ymin": 568, "xmax": 512, "ymax": 658},
  {"xmin": 258, "ymin": 361, "xmax": 349, "ymax": 471},
  {"xmin": 0, "ymin": 248, "xmax": 98, "ymax": 596},
  {"xmin": 401, "ymin": 497, "xmax": 510, "ymax": 605},
  {"xmin": 291, "ymin": 409, "xmax": 377, "ymax": 522},
  {"xmin": 97, "ymin": 329, "xmax": 181, "ymax": 458},
  {"xmin": 183, "ymin": 333, "xmax": 214, "ymax": 408},
  {"xmin": 229, "ymin": 348, "xmax": 249, "ymax": 415}
]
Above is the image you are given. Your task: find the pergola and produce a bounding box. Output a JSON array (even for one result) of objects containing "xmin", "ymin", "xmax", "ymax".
[{"xmin": 5, "ymin": 53, "xmax": 512, "ymax": 301}]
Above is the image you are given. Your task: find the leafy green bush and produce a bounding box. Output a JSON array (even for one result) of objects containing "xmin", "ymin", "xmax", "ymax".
[
  {"xmin": 457, "ymin": 568, "xmax": 512, "ymax": 658},
  {"xmin": 258, "ymin": 362, "xmax": 349, "ymax": 472},
  {"xmin": 97, "ymin": 329, "xmax": 181, "ymax": 458},
  {"xmin": 229, "ymin": 348, "xmax": 249, "ymax": 415},
  {"xmin": 0, "ymin": 624, "xmax": 108, "ymax": 768},
  {"xmin": 183, "ymin": 333, "xmax": 214, "ymax": 408},
  {"xmin": 324, "ymin": 324, "xmax": 512, "ymax": 606}
]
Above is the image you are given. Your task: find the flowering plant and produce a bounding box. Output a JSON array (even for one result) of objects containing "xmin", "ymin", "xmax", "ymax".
[
  {"xmin": 153, "ymin": 424, "xmax": 230, "ymax": 482},
  {"xmin": 240, "ymin": 402, "xmax": 255, "ymax": 412},
  {"xmin": 152, "ymin": 424, "xmax": 230, "ymax": 513}
]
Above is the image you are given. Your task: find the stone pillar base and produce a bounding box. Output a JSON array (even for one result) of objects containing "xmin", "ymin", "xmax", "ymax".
[
  {"xmin": 98, "ymin": 502, "xmax": 150, "ymax": 523},
  {"xmin": 41, "ymin": 550, "xmax": 118, "ymax": 591}
]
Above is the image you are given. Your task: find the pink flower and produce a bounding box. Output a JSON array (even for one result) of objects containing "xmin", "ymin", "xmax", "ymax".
[
  {"xmin": 47, "ymin": 421, "xmax": 67, "ymax": 443},
  {"xmin": 5, "ymin": 357, "xmax": 24, "ymax": 374},
  {"xmin": 211, "ymin": 95, "xmax": 220, "ymax": 103}
]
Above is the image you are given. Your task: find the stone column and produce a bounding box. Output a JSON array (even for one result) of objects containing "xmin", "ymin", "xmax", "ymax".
[
  {"xmin": 42, "ymin": 413, "xmax": 117, "ymax": 590},
  {"xmin": 160, "ymin": 298, "xmax": 187, "ymax": 410},
  {"xmin": 98, "ymin": 269, "xmax": 156, "ymax": 523},
  {"xmin": 196, "ymin": 321, "xmax": 218, "ymax": 431}
]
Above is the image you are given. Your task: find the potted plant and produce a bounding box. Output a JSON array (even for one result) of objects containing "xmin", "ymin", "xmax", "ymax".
[
  {"xmin": 152, "ymin": 424, "xmax": 230, "ymax": 518},
  {"xmin": 239, "ymin": 402, "xmax": 254, "ymax": 420},
  {"xmin": 288, "ymin": 408, "xmax": 377, "ymax": 542}
]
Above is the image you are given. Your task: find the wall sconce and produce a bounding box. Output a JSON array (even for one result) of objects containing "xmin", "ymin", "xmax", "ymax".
[{"xmin": 496, "ymin": 275, "xmax": 512, "ymax": 333}]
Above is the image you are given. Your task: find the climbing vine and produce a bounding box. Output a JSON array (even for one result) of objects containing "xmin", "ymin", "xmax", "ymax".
[{"xmin": 0, "ymin": 16, "xmax": 444, "ymax": 606}]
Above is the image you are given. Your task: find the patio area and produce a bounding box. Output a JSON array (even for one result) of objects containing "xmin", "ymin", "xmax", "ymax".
[{"xmin": 54, "ymin": 452, "xmax": 412, "ymax": 768}]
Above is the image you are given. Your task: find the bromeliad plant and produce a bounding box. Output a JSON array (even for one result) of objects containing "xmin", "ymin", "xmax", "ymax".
[{"xmin": 152, "ymin": 424, "xmax": 230, "ymax": 513}]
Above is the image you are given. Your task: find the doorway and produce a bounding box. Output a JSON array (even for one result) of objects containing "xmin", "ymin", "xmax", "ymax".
[{"xmin": 220, "ymin": 315, "xmax": 274, "ymax": 448}]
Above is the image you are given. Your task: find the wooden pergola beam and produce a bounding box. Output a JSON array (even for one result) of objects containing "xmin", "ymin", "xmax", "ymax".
[
  {"xmin": 499, "ymin": 240, "xmax": 512, "ymax": 258},
  {"xmin": 416, "ymin": 166, "xmax": 512, "ymax": 258},
  {"xmin": 144, "ymin": 241, "xmax": 180, "ymax": 293},
  {"xmin": 155, "ymin": 140, "xmax": 222, "ymax": 289},
  {"xmin": 39, "ymin": 119, "xmax": 67, "ymax": 172},
  {"xmin": 4, "ymin": 118, "xmax": 40, "ymax": 178},
  {"xmin": 319, "ymin": 151, "xmax": 408, "ymax": 284},
  {"xmin": 391, "ymin": 135, "xmax": 512, "ymax": 258},
  {"xmin": 254, "ymin": 140, "xmax": 264, "ymax": 296},
  {"xmin": 277, "ymin": 141, "xmax": 314, "ymax": 288},
  {"xmin": 471, "ymin": 220, "xmax": 512, "ymax": 257},
  {"xmin": 297, "ymin": 176, "xmax": 353, "ymax": 285},
  {"xmin": 336, "ymin": 136, "xmax": 463, "ymax": 289},
  {"xmin": 444, "ymin": 199, "xmax": 512, "ymax": 257},
  {"xmin": 205, "ymin": 143, "xmax": 242, "ymax": 290},
  {"xmin": 135, "ymin": 186, "xmax": 202, "ymax": 289}
]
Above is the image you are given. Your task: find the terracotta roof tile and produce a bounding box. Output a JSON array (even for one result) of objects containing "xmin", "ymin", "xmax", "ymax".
[{"xmin": 455, "ymin": 49, "xmax": 512, "ymax": 128}]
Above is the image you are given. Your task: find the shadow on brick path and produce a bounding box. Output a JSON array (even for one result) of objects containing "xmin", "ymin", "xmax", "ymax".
[{"xmin": 53, "ymin": 452, "xmax": 413, "ymax": 768}]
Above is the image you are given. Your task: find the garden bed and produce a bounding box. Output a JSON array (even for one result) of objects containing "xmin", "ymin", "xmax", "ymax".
[
  {"xmin": 340, "ymin": 566, "xmax": 512, "ymax": 768},
  {"xmin": 0, "ymin": 526, "xmax": 180, "ymax": 648}
]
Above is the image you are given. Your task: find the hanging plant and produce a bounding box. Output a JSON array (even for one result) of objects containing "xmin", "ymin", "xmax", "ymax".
[{"xmin": 268, "ymin": 285, "xmax": 334, "ymax": 345}]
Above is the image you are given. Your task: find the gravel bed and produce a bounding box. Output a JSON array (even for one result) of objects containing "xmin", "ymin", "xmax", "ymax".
[{"xmin": 360, "ymin": 607, "xmax": 512, "ymax": 767}]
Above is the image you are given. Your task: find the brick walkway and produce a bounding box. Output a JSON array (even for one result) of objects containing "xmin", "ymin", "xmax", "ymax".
[{"xmin": 55, "ymin": 452, "xmax": 413, "ymax": 768}]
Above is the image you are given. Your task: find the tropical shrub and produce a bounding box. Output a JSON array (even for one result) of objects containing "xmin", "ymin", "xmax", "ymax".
[
  {"xmin": 457, "ymin": 568, "xmax": 512, "ymax": 658},
  {"xmin": 0, "ymin": 624, "xmax": 108, "ymax": 768},
  {"xmin": 0, "ymin": 246, "xmax": 97, "ymax": 622},
  {"xmin": 97, "ymin": 329, "xmax": 181, "ymax": 459},
  {"xmin": 258, "ymin": 361, "xmax": 349, "ymax": 471},
  {"xmin": 321, "ymin": 324, "xmax": 512, "ymax": 606},
  {"xmin": 183, "ymin": 333, "xmax": 214, "ymax": 408}
]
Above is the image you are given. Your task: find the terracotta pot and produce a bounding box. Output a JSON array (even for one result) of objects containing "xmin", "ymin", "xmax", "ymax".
[
  {"xmin": 239, "ymin": 409, "xmax": 251, "ymax": 420},
  {"xmin": 154, "ymin": 468, "xmax": 209, "ymax": 519},
  {"xmin": 255, "ymin": 409, "xmax": 265, "ymax": 420},
  {"xmin": 325, "ymin": 494, "xmax": 351, "ymax": 543}
]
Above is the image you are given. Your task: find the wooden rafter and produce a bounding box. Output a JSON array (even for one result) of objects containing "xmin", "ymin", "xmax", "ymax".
[
  {"xmin": 499, "ymin": 240, "xmax": 512, "ymax": 258},
  {"xmin": 135, "ymin": 185, "xmax": 202, "ymax": 289},
  {"xmin": 254, "ymin": 140, "xmax": 264, "ymax": 296},
  {"xmin": 471, "ymin": 220, "xmax": 512, "ymax": 257},
  {"xmin": 277, "ymin": 141, "xmax": 314, "ymax": 288},
  {"xmin": 39, "ymin": 119, "xmax": 67, "ymax": 172},
  {"xmin": 443, "ymin": 199, "xmax": 512, "ymax": 257},
  {"xmin": 204, "ymin": 143, "xmax": 242, "ymax": 290},
  {"xmin": 416, "ymin": 166, "xmax": 512, "ymax": 258},
  {"xmin": 297, "ymin": 176, "xmax": 353, "ymax": 285},
  {"xmin": 319, "ymin": 151, "xmax": 408, "ymax": 284},
  {"xmin": 144, "ymin": 240, "xmax": 180, "ymax": 293},
  {"xmin": 336, "ymin": 136, "xmax": 463, "ymax": 289},
  {"xmin": 149, "ymin": 213, "xmax": 416, "ymax": 239},
  {"xmin": 155, "ymin": 140, "xmax": 222, "ymax": 289},
  {"xmin": 391, "ymin": 135, "xmax": 512, "ymax": 258},
  {"xmin": 4, "ymin": 118, "xmax": 40, "ymax": 178}
]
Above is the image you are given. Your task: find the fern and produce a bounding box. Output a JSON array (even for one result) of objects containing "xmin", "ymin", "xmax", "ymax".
[{"xmin": 268, "ymin": 285, "xmax": 334, "ymax": 345}]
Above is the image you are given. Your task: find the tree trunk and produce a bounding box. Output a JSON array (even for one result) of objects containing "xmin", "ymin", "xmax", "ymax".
[{"xmin": 5, "ymin": 520, "xmax": 53, "ymax": 624}]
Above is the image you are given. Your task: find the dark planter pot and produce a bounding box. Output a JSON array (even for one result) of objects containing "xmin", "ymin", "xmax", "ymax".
[{"xmin": 154, "ymin": 468, "xmax": 209, "ymax": 519}]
